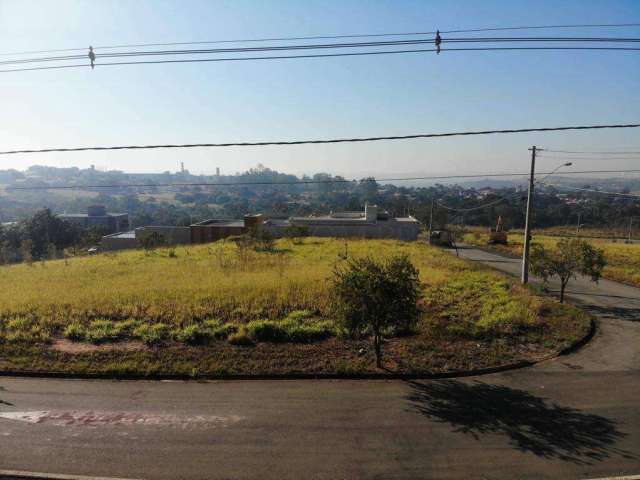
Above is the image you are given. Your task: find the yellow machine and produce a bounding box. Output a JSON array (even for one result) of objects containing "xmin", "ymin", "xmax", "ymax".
[{"xmin": 488, "ymin": 216, "xmax": 508, "ymax": 244}]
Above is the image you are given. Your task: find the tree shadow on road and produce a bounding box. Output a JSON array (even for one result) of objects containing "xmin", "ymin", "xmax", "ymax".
[
  {"xmin": 578, "ymin": 304, "xmax": 640, "ymax": 322},
  {"xmin": 0, "ymin": 386, "xmax": 13, "ymax": 406},
  {"xmin": 405, "ymin": 379, "xmax": 634, "ymax": 464}
]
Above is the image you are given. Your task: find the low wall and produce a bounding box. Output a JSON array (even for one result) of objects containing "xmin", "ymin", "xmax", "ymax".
[{"xmin": 101, "ymin": 234, "xmax": 138, "ymax": 251}]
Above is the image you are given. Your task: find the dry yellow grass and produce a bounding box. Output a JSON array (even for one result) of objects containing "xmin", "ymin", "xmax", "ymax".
[{"xmin": 0, "ymin": 238, "xmax": 465, "ymax": 326}]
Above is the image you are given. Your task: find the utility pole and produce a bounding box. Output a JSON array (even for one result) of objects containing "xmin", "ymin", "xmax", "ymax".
[
  {"xmin": 521, "ymin": 146, "xmax": 538, "ymax": 284},
  {"xmin": 576, "ymin": 212, "xmax": 582, "ymax": 236},
  {"xmin": 629, "ymin": 217, "xmax": 634, "ymax": 243}
]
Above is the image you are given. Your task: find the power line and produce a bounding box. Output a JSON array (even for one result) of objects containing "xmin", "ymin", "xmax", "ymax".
[
  {"xmin": 436, "ymin": 195, "xmax": 515, "ymax": 212},
  {"xmin": 540, "ymin": 182, "xmax": 640, "ymax": 199},
  {"xmin": 2, "ymin": 123, "xmax": 639, "ymax": 156},
  {"xmin": 3, "ymin": 22, "xmax": 639, "ymax": 56},
  {"xmin": 4, "ymin": 36, "xmax": 639, "ymax": 67},
  {"xmin": 543, "ymin": 149, "xmax": 640, "ymax": 154},
  {"xmin": 2, "ymin": 46, "xmax": 639, "ymax": 74},
  {"xmin": 3, "ymin": 169, "xmax": 640, "ymax": 192},
  {"xmin": 538, "ymin": 154, "xmax": 640, "ymax": 160}
]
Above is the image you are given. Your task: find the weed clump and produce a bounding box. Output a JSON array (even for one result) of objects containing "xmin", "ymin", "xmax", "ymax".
[
  {"xmin": 173, "ymin": 324, "xmax": 213, "ymax": 345},
  {"xmin": 228, "ymin": 326, "xmax": 254, "ymax": 346},
  {"xmin": 133, "ymin": 323, "xmax": 171, "ymax": 346},
  {"xmin": 4, "ymin": 317, "xmax": 51, "ymax": 344},
  {"xmin": 246, "ymin": 320, "xmax": 288, "ymax": 343}
]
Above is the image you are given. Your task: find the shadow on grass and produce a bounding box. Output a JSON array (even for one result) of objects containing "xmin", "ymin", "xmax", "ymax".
[{"xmin": 405, "ymin": 379, "xmax": 633, "ymax": 464}]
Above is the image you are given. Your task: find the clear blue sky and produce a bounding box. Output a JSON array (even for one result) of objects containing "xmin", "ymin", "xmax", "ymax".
[{"xmin": 0, "ymin": 0, "xmax": 638, "ymax": 178}]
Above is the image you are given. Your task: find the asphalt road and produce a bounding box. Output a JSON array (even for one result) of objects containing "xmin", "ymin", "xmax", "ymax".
[{"xmin": 0, "ymin": 245, "xmax": 639, "ymax": 480}]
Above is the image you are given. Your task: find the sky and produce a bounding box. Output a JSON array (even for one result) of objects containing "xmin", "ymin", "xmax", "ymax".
[{"xmin": 0, "ymin": 0, "xmax": 639, "ymax": 179}]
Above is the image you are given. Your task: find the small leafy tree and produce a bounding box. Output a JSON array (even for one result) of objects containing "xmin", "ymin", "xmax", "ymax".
[
  {"xmin": 530, "ymin": 238, "xmax": 606, "ymax": 303},
  {"xmin": 246, "ymin": 227, "xmax": 275, "ymax": 252},
  {"xmin": 20, "ymin": 239, "xmax": 33, "ymax": 265},
  {"xmin": 284, "ymin": 224, "xmax": 309, "ymax": 245},
  {"xmin": 140, "ymin": 232, "xmax": 166, "ymax": 252},
  {"xmin": 332, "ymin": 254, "xmax": 421, "ymax": 368}
]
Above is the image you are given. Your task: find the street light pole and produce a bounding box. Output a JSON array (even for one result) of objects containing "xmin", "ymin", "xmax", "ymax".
[{"xmin": 521, "ymin": 146, "xmax": 538, "ymax": 284}]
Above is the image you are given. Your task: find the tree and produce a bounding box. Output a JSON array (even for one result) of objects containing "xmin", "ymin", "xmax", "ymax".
[
  {"xmin": 23, "ymin": 208, "xmax": 79, "ymax": 258},
  {"xmin": 331, "ymin": 254, "xmax": 421, "ymax": 368},
  {"xmin": 530, "ymin": 238, "xmax": 606, "ymax": 303},
  {"xmin": 140, "ymin": 232, "xmax": 166, "ymax": 252},
  {"xmin": 284, "ymin": 224, "xmax": 309, "ymax": 245},
  {"xmin": 359, "ymin": 177, "xmax": 378, "ymax": 203}
]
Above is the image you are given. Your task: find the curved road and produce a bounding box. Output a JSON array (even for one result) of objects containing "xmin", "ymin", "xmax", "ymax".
[{"xmin": 0, "ymin": 246, "xmax": 638, "ymax": 479}]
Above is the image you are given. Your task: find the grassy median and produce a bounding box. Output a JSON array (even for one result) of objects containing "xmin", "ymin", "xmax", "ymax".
[
  {"xmin": 464, "ymin": 228, "xmax": 640, "ymax": 287},
  {"xmin": 0, "ymin": 237, "xmax": 590, "ymax": 377}
]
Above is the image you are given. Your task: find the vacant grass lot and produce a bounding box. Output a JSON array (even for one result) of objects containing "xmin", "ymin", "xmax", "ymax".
[
  {"xmin": 0, "ymin": 238, "xmax": 590, "ymax": 377},
  {"xmin": 464, "ymin": 229, "xmax": 640, "ymax": 287}
]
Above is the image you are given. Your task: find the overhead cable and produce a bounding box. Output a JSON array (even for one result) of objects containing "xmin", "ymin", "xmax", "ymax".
[
  {"xmin": 3, "ymin": 22, "xmax": 639, "ymax": 56},
  {"xmin": 2, "ymin": 46, "xmax": 639, "ymax": 74},
  {"xmin": 4, "ymin": 169, "xmax": 640, "ymax": 192},
  {"xmin": 3, "ymin": 36, "xmax": 640, "ymax": 67},
  {"xmin": 540, "ymin": 182, "xmax": 640, "ymax": 199},
  {"xmin": 2, "ymin": 123, "xmax": 639, "ymax": 156},
  {"xmin": 543, "ymin": 149, "xmax": 640, "ymax": 154}
]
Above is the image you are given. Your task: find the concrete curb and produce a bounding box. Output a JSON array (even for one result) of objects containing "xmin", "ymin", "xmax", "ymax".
[
  {"xmin": 0, "ymin": 469, "xmax": 140, "ymax": 480},
  {"xmin": 0, "ymin": 319, "xmax": 595, "ymax": 382}
]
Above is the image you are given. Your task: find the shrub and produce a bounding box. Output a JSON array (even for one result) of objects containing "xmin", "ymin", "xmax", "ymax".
[
  {"xmin": 85, "ymin": 319, "xmax": 125, "ymax": 344},
  {"xmin": 174, "ymin": 324, "xmax": 212, "ymax": 345},
  {"xmin": 332, "ymin": 254, "xmax": 421, "ymax": 367},
  {"xmin": 228, "ymin": 327, "xmax": 254, "ymax": 346},
  {"xmin": 140, "ymin": 232, "xmax": 166, "ymax": 252},
  {"xmin": 5, "ymin": 317, "xmax": 52, "ymax": 344},
  {"xmin": 133, "ymin": 323, "xmax": 171, "ymax": 346},
  {"xmin": 285, "ymin": 310, "xmax": 313, "ymax": 322},
  {"xmin": 281, "ymin": 318, "xmax": 333, "ymax": 343},
  {"xmin": 64, "ymin": 322, "xmax": 87, "ymax": 341},
  {"xmin": 118, "ymin": 319, "xmax": 141, "ymax": 336},
  {"xmin": 211, "ymin": 322, "xmax": 238, "ymax": 339},
  {"xmin": 284, "ymin": 224, "xmax": 309, "ymax": 244},
  {"xmin": 246, "ymin": 319, "xmax": 288, "ymax": 342},
  {"xmin": 249, "ymin": 228, "xmax": 275, "ymax": 252}
]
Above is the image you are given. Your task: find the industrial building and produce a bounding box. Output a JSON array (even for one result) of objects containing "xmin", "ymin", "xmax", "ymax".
[
  {"xmin": 59, "ymin": 205, "xmax": 129, "ymax": 233},
  {"xmin": 100, "ymin": 205, "xmax": 420, "ymax": 251},
  {"xmin": 277, "ymin": 204, "xmax": 420, "ymax": 241}
]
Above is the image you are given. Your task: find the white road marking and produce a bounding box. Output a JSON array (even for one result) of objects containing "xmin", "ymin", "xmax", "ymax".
[{"xmin": 0, "ymin": 410, "xmax": 243, "ymax": 427}]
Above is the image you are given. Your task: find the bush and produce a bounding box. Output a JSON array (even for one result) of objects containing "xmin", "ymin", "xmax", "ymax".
[
  {"xmin": 118, "ymin": 319, "xmax": 141, "ymax": 335},
  {"xmin": 332, "ymin": 254, "xmax": 421, "ymax": 367},
  {"xmin": 281, "ymin": 318, "xmax": 333, "ymax": 343},
  {"xmin": 63, "ymin": 322, "xmax": 87, "ymax": 341},
  {"xmin": 133, "ymin": 323, "xmax": 171, "ymax": 346},
  {"xmin": 284, "ymin": 225, "xmax": 309, "ymax": 244},
  {"xmin": 246, "ymin": 319, "xmax": 288, "ymax": 342},
  {"xmin": 85, "ymin": 319, "xmax": 126, "ymax": 344},
  {"xmin": 5, "ymin": 317, "xmax": 52, "ymax": 344},
  {"xmin": 140, "ymin": 232, "xmax": 166, "ymax": 252},
  {"xmin": 174, "ymin": 324, "xmax": 213, "ymax": 345},
  {"xmin": 285, "ymin": 310, "xmax": 313, "ymax": 322},
  {"xmin": 211, "ymin": 322, "xmax": 238, "ymax": 339},
  {"xmin": 228, "ymin": 327, "xmax": 254, "ymax": 346}
]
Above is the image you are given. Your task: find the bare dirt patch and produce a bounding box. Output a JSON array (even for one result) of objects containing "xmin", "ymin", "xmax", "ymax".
[{"xmin": 52, "ymin": 338, "xmax": 147, "ymax": 353}]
